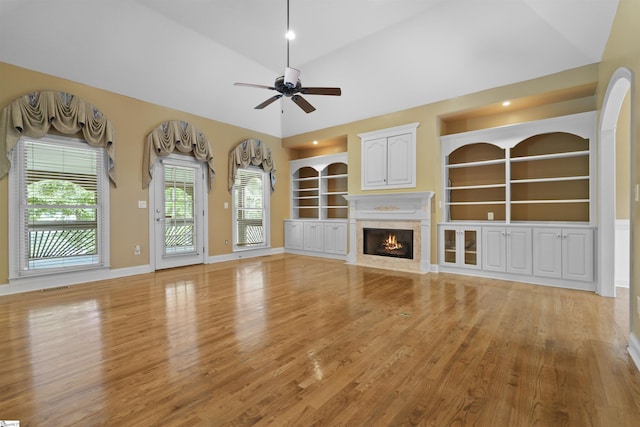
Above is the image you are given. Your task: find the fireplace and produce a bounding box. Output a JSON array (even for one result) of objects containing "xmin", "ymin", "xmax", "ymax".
[
  {"xmin": 363, "ymin": 228, "xmax": 413, "ymax": 259},
  {"xmin": 343, "ymin": 192, "xmax": 434, "ymax": 273}
]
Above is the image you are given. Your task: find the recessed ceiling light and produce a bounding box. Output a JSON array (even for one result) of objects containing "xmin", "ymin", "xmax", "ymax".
[
  {"xmin": 285, "ymin": 30, "xmax": 296, "ymax": 40},
  {"xmin": 502, "ymin": 101, "xmax": 511, "ymax": 107},
  {"xmin": 312, "ymin": 140, "xmax": 318, "ymax": 145}
]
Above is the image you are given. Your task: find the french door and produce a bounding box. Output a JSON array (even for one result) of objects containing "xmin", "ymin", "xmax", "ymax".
[{"xmin": 152, "ymin": 155, "xmax": 207, "ymax": 269}]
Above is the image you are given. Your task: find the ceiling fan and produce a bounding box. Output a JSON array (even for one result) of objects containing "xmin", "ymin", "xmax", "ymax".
[{"xmin": 233, "ymin": 0, "xmax": 341, "ymax": 113}]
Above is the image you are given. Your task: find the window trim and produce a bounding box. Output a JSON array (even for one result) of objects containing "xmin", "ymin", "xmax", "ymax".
[
  {"xmin": 8, "ymin": 134, "xmax": 110, "ymax": 280},
  {"xmin": 232, "ymin": 166, "xmax": 270, "ymax": 252}
]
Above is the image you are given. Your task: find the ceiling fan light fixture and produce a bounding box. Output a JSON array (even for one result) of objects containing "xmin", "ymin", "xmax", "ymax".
[
  {"xmin": 232, "ymin": 0, "xmax": 341, "ymax": 113},
  {"xmin": 284, "ymin": 66, "xmax": 301, "ymax": 88}
]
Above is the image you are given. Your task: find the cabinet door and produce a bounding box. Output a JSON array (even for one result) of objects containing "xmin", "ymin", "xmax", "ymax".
[
  {"xmin": 562, "ymin": 229, "xmax": 593, "ymax": 282},
  {"xmin": 324, "ymin": 223, "xmax": 347, "ymax": 255},
  {"xmin": 440, "ymin": 226, "xmax": 480, "ymax": 268},
  {"xmin": 439, "ymin": 226, "xmax": 459, "ymax": 266},
  {"xmin": 462, "ymin": 228, "xmax": 481, "ymax": 268},
  {"xmin": 387, "ymin": 133, "xmax": 414, "ymax": 186},
  {"xmin": 362, "ymin": 137, "xmax": 387, "ymax": 188},
  {"xmin": 284, "ymin": 221, "xmax": 303, "ymax": 250},
  {"xmin": 482, "ymin": 227, "xmax": 505, "ymax": 272},
  {"xmin": 506, "ymin": 227, "xmax": 532, "ymax": 275},
  {"xmin": 303, "ymin": 222, "xmax": 324, "ymax": 252},
  {"xmin": 533, "ymin": 228, "xmax": 562, "ymax": 278}
]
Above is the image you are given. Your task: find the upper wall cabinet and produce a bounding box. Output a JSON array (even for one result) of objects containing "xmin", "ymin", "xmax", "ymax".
[
  {"xmin": 359, "ymin": 122, "xmax": 419, "ymax": 190},
  {"xmin": 441, "ymin": 112, "xmax": 596, "ymax": 224}
]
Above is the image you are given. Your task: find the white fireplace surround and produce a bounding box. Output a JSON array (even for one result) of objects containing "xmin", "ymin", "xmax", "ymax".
[{"xmin": 343, "ymin": 192, "xmax": 435, "ymax": 273}]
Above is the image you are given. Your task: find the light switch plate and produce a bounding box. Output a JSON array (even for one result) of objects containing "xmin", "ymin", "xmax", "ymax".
[{"xmin": 138, "ymin": 200, "xmax": 147, "ymax": 209}]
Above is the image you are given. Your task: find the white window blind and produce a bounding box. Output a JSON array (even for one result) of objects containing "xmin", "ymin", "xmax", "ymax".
[
  {"xmin": 233, "ymin": 168, "xmax": 266, "ymax": 247},
  {"xmin": 11, "ymin": 136, "xmax": 108, "ymax": 275}
]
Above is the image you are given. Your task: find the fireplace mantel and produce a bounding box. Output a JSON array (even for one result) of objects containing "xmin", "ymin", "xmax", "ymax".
[{"xmin": 343, "ymin": 192, "xmax": 435, "ymax": 272}]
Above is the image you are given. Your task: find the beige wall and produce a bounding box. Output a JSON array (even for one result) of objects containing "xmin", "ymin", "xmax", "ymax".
[
  {"xmin": 0, "ymin": 62, "xmax": 290, "ymax": 283},
  {"xmin": 598, "ymin": 0, "xmax": 640, "ymax": 339}
]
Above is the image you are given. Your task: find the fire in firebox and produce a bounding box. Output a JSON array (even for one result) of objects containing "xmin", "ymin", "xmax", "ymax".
[{"xmin": 363, "ymin": 228, "xmax": 414, "ymax": 259}]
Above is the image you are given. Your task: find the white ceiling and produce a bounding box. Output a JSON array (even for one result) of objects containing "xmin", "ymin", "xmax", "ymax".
[{"xmin": 0, "ymin": 0, "xmax": 619, "ymax": 138}]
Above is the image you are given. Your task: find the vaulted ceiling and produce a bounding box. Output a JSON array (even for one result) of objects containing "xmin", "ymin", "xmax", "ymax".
[{"xmin": 0, "ymin": 0, "xmax": 619, "ymax": 138}]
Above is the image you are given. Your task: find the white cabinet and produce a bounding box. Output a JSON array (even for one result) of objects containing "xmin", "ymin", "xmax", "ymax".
[
  {"xmin": 284, "ymin": 221, "xmax": 303, "ymax": 250},
  {"xmin": 359, "ymin": 122, "xmax": 418, "ymax": 190},
  {"xmin": 285, "ymin": 219, "xmax": 347, "ymax": 259},
  {"xmin": 533, "ymin": 227, "xmax": 593, "ymax": 282},
  {"xmin": 324, "ymin": 222, "xmax": 347, "ymax": 255},
  {"xmin": 439, "ymin": 225, "xmax": 481, "ymax": 269},
  {"xmin": 482, "ymin": 226, "xmax": 532, "ymax": 275},
  {"xmin": 439, "ymin": 223, "xmax": 594, "ymax": 289},
  {"xmin": 303, "ymin": 222, "xmax": 324, "ymax": 252}
]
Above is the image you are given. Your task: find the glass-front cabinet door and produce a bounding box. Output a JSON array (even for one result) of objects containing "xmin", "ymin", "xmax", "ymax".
[
  {"xmin": 439, "ymin": 225, "xmax": 481, "ymax": 269},
  {"xmin": 463, "ymin": 229, "xmax": 479, "ymax": 267},
  {"xmin": 442, "ymin": 228, "xmax": 458, "ymax": 265}
]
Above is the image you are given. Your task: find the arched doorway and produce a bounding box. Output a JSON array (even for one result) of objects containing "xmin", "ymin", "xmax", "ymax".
[{"xmin": 599, "ymin": 67, "xmax": 633, "ymax": 307}]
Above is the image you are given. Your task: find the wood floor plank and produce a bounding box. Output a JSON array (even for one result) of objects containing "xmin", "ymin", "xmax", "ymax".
[{"xmin": 0, "ymin": 254, "xmax": 639, "ymax": 426}]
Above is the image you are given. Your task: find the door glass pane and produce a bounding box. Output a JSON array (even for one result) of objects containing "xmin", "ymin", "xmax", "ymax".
[
  {"xmin": 444, "ymin": 229, "xmax": 457, "ymax": 263},
  {"xmin": 164, "ymin": 164, "xmax": 196, "ymax": 255},
  {"xmin": 463, "ymin": 230, "xmax": 477, "ymax": 266}
]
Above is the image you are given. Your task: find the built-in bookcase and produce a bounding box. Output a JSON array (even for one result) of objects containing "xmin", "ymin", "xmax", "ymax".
[
  {"xmin": 441, "ymin": 111, "xmax": 596, "ymax": 224},
  {"xmin": 290, "ymin": 153, "xmax": 348, "ymax": 220},
  {"xmin": 446, "ymin": 143, "xmax": 506, "ymax": 221}
]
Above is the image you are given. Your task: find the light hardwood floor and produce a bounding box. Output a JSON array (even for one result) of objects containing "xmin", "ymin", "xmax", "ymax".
[{"xmin": 1, "ymin": 254, "xmax": 639, "ymax": 426}]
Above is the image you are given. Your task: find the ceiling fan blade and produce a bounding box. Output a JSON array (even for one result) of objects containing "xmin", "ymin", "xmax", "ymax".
[
  {"xmin": 291, "ymin": 95, "xmax": 316, "ymax": 113},
  {"xmin": 300, "ymin": 87, "xmax": 342, "ymax": 96},
  {"xmin": 255, "ymin": 94, "xmax": 283, "ymax": 109},
  {"xmin": 234, "ymin": 82, "xmax": 276, "ymax": 90}
]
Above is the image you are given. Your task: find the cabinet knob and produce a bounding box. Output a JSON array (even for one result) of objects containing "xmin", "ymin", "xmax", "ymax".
[{"xmin": 556, "ymin": 234, "xmax": 561, "ymax": 238}]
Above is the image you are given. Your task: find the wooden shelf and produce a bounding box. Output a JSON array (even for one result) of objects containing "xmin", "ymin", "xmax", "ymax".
[
  {"xmin": 446, "ymin": 158, "xmax": 505, "ymax": 168},
  {"xmin": 510, "ymin": 150, "xmax": 589, "ymax": 163},
  {"xmin": 447, "ymin": 201, "xmax": 506, "ymax": 206},
  {"xmin": 511, "ymin": 176, "xmax": 589, "ymax": 184},
  {"xmin": 446, "ymin": 184, "xmax": 506, "ymax": 190},
  {"xmin": 511, "ymin": 199, "xmax": 589, "ymax": 204}
]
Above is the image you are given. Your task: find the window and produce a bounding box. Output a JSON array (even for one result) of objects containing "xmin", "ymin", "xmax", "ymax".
[
  {"xmin": 9, "ymin": 135, "xmax": 109, "ymax": 277},
  {"xmin": 232, "ymin": 168, "xmax": 269, "ymax": 249}
]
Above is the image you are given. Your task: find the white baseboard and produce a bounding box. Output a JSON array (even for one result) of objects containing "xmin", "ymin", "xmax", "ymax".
[
  {"xmin": 616, "ymin": 279, "xmax": 630, "ymax": 288},
  {"xmin": 629, "ymin": 332, "xmax": 640, "ymax": 373},
  {"xmin": 0, "ymin": 264, "xmax": 154, "ymax": 296},
  {"xmin": 207, "ymin": 247, "xmax": 284, "ymax": 264}
]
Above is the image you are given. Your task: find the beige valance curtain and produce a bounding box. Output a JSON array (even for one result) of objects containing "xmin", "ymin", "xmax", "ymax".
[
  {"xmin": 0, "ymin": 90, "xmax": 116, "ymax": 184},
  {"xmin": 228, "ymin": 138, "xmax": 276, "ymax": 192},
  {"xmin": 143, "ymin": 120, "xmax": 215, "ymax": 191}
]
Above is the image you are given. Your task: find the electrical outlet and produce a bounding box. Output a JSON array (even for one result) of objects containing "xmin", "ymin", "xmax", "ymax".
[
  {"xmin": 225, "ymin": 240, "xmax": 229, "ymax": 245},
  {"xmin": 488, "ymin": 212, "xmax": 494, "ymax": 220},
  {"xmin": 134, "ymin": 245, "xmax": 141, "ymax": 255}
]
